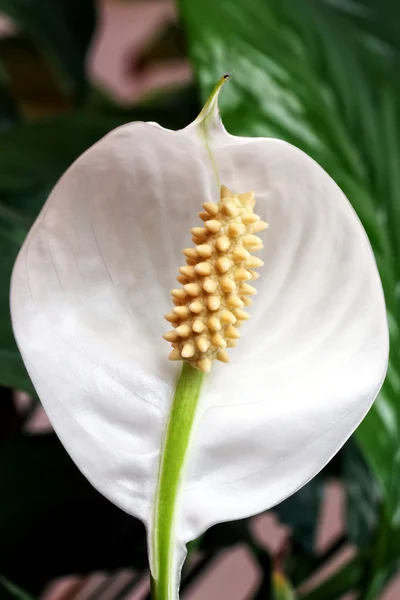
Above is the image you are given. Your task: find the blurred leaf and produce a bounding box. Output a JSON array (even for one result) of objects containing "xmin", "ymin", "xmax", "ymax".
[
  {"xmin": 343, "ymin": 440, "xmax": 380, "ymax": 547},
  {"xmin": 320, "ymin": 0, "xmax": 400, "ymax": 67},
  {"xmin": 180, "ymin": 0, "xmax": 400, "ymax": 593},
  {"xmin": 0, "ymin": 88, "xmax": 16, "ymax": 127},
  {"xmin": 0, "ymin": 0, "xmax": 96, "ymax": 99},
  {"xmin": 0, "ymin": 36, "xmax": 72, "ymax": 118},
  {"xmin": 135, "ymin": 22, "xmax": 186, "ymax": 73},
  {"xmin": 273, "ymin": 477, "xmax": 324, "ymax": 554},
  {"xmin": 0, "ymin": 577, "xmax": 36, "ymax": 600},
  {"xmin": 0, "ymin": 86, "xmax": 199, "ymax": 196},
  {"xmin": 0, "ymin": 86, "xmax": 199, "ymax": 393},
  {"xmin": 251, "ymin": 549, "xmax": 273, "ymax": 600},
  {"xmin": 273, "ymin": 454, "xmax": 348, "ymax": 586},
  {"xmin": 273, "ymin": 571, "xmax": 296, "ymax": 600},
  {"xmin": 0, "ymin": 62, "xmax": 18, "ymax": 128},
  {"xmin": 299, "ymin": 555, "xmax": 364, "ymax": 600},
  {"xmin": 0, "ymin": 432, "xmax": 148, "ymax": 595},
  {"xmin": 0, "ymin": 85, "xmax": 17, "ymax": 130}
]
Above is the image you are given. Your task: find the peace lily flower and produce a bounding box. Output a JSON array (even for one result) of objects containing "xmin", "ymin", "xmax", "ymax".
[{"xmin": 11, "ymin": 76, "xmax": 388, "ymax": 600}]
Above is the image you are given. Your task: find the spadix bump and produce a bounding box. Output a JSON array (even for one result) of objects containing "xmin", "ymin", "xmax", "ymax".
[{"xmin": 163, "ymin": 185, "xmax": 268, "ymax": 372}]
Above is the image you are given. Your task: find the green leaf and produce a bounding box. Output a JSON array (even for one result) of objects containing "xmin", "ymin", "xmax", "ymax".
[
  {"xmin": 299, "ymin": 555, "xmax": 365, "ymax": 600},
  {"xmin": 180, "ymin": 0, "xmax": 400, "ymax": 592},
  {"xmin": 136, "ymin": 22, "xmax": 186, "ymax": 72},
  {"xmin": 0, "ymin": 87, "xmax": 199, "ymax": 197},
  {"xmin": 0, "ymin": 36, "xmax": 73, "ymax": 118},
  {"xmin": 342, "ymin": 440, "xmax": 380, "ymax": 548},
  {"xmin": 273, "ymin": 476, "xmax": 324, "ymax": 554},
  {"xmin": 0, "ymin": 64, "xmax": 18, "ymax": 128},
  {"xmin": 0, "ymin": 86, "xmax": 18, "ymax": 129},
  {"xmin": 0, "ymin": 87, "xmax": 200, "ymax": 393},
  {"xmin": 0, "ymin": 576, "xmax": 36, "ymax": 600},
  {"xmin": 0, "ymin": 433, "xmax": 147, "ymax": 594},
  {"xmin": 273, "ymin": 572, "xmax": 296, "ymax": 600},
  {"xmin": 0, "ymin": 0, "xmax": 96, "ymax": 99}
]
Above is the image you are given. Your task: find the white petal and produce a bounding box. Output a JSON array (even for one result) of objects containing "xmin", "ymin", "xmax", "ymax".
[
  {"xmin": 177, "ymin": 135, "xmax": 388, "ymax": 541},
  {"xmin": 10, "ymin": 121, "xmax": 217, "ymax": 522},
  {"xmin": 11, "ymin": 89, "xmax": 388, "ymax": 597}
]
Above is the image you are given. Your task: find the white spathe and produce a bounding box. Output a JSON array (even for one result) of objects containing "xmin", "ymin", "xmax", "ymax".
[{"xmin": 11, "ymin": 91, "xmax": 388, "ymax": 576}]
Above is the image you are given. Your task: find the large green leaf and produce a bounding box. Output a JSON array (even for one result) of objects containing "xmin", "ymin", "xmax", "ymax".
[
  {"xmin": 0, "ymin": 0, "xmax": 96, "ymax": 99},
  {"xmin": 179, "ymin": 0, "xmax": 400, "ymax": 595},
  {"xmin": 0, "ymin": 88, "xmax": 199, "ymax": 393}
]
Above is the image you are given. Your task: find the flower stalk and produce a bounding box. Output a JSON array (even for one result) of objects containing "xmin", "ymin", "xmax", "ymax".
[{"xmin": 152, "ymin": 362, "xmax": 205, "ymax": 600}]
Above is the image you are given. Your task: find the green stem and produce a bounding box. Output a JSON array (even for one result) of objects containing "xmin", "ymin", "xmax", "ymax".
[{"xmin": 152, "ymin": 362, "xmax": 205, "ymax": 600}]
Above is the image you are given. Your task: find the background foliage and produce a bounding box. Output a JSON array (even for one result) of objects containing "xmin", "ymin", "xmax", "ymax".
[{"xmin": 0, "ymin": 1, "xmax": 399, "ymax": 599}]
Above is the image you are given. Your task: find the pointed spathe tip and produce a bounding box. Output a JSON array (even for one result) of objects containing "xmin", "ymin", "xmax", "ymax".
[{"xmin": 194, "ymin": 73, "xmax": 231, "ymax": 126}]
